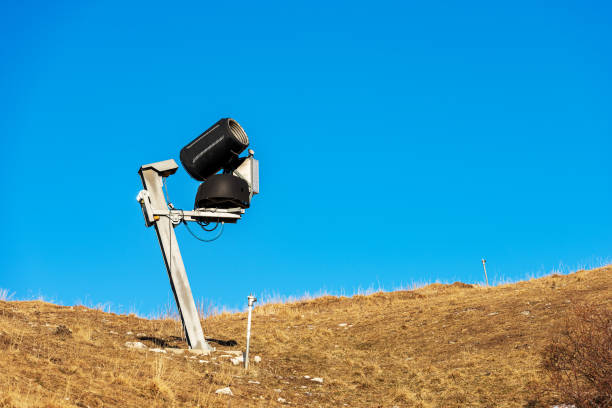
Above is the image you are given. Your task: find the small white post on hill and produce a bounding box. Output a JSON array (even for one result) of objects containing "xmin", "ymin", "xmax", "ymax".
[
  {"xmin": 245, "ymin": 294, "xmax": 257, "ymax": 370},
  {"xmin": 482, "ymin": 258, "xmax": 489, "ymax": 287}
]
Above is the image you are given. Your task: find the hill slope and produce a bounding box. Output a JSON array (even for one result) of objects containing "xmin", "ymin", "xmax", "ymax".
[{"xmin": 1, "ymin": 266, "xmax": 610, "ymax": 407}]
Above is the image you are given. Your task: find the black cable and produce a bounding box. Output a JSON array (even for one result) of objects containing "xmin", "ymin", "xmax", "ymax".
[
  {"xmin": 198, "ymin": 221, "xmax": 219, "ymax": 231},
  {"xmin": 183, "ymin": 220, "xmax": 224, "ymax": 242},
  {"xmin": 163, "ymin": 176, "xmax": 224, "ymax": 242}
]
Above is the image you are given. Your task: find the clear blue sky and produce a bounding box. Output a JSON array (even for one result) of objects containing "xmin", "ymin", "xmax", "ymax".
[{"xmin": 1, "ymin": 1, "xmax": 610, "ymax": 314}]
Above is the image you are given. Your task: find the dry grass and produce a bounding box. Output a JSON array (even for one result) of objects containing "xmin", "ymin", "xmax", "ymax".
[
  {"xmin": 541, "ymin": 304, "xmax": 612, "ymax": 407},
  {"xmin": 0, "ymin": 265, "xmax": 610, "ymax": 407},
  {"xmin": 0, "ymin": 289, "xmax": 14, "ymax": 302}
]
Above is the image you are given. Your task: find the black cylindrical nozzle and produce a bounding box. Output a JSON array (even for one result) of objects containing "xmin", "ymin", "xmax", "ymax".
[{"xmin": 180, "ymin": 118, "xmax": 249, "ymax": 181}]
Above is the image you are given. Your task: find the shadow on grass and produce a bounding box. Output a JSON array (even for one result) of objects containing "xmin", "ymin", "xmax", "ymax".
[
  {"xmin": 136, "ymin": 335, "xmax": 237, "ymax": 348},
  {"xmin": 206, "ymin": 338, "xmax": 238, "ymax": 347},
  {"xmin": 136, "ymin": 336, "xmax": 178, "ymax": 347}
]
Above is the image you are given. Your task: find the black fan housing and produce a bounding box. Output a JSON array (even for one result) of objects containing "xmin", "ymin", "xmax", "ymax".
[{"xmin": 194, "ymin": 174, "xmax": 250, "ymax": 209}]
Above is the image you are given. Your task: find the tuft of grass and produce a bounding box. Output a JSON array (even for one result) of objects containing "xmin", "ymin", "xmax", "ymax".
[
  {"xmin": 0, "ymin": 289, "xmax": 14, "ymax": 301},
  {"xmin": 541, "ymin": 303, "xmax": 612, "ymax": 407}
]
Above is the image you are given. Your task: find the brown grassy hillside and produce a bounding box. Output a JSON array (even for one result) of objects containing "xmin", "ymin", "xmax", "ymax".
[{"xmin": 0, "ymin": 266, "xmax": 610, "ymax": 408}]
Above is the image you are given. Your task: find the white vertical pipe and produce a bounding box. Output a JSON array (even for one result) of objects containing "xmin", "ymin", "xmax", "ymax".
[{"xmin": 245, "ymin": 294, "xmax": 257, "ymax": 370}]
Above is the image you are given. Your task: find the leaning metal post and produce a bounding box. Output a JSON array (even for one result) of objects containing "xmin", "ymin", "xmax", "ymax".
[{"xmin": 138, "ymin": 159, "xmax": 213, "ymax": 351}]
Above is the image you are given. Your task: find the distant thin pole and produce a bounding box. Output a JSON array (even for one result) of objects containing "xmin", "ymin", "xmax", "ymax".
[{"xmin": 482, "ymin": 258, "xmax": 489, "ymax": 287}]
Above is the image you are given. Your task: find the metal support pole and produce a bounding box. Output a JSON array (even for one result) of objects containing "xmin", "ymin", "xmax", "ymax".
[
  {"xmin": 244, "ymin": 294, "xmax": 257, "ymax": 370},
  {"xmin": 138, "ymin": 160, "xmax": 213, "ymax": 351},
  {"xmin": 482, "ymin": 258, "xmax": 489, "ymax": 287}
]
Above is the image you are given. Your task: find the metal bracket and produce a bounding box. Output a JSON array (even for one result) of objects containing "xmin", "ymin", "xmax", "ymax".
[
  {"xmin": 233, "ymin": 154, "xmax": 259, "ymax": 200},
  {"xmin": 136, "ymin": 195, "xmax": 245, "ymax": 227},
  {"xmin": 136, "ymin": 190, "xmax": 155, "ymax": 226}
]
